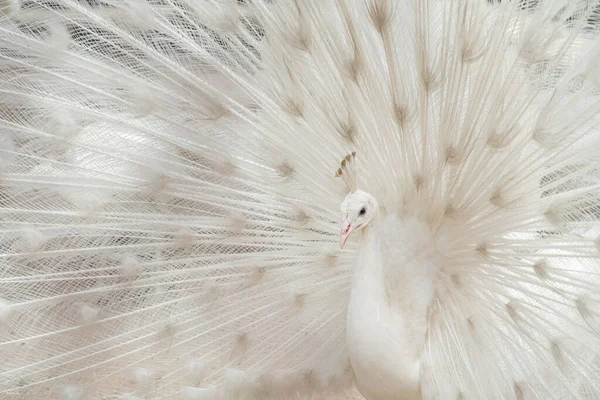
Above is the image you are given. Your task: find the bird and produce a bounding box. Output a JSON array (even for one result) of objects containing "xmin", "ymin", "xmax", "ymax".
[
  {"xmin": 338, "ymin": 154, "xmax": 435, "ymax": 400},
  {"xmin": 0, "ymin": 0, "xmax": 600, "ymax": 399}
]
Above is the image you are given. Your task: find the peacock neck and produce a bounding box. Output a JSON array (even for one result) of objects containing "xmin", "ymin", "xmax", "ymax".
[{"xmin": 349, "ymin": 213, "xmax": 386, "ymax": 301}]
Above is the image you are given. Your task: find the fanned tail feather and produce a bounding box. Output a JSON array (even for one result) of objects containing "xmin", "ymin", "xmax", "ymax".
[{"xmin": 0, "ymin": 0, "xmax": 599, "ymax": 399}]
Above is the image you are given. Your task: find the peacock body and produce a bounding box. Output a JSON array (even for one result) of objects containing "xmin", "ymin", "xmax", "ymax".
[{"xmin": 1, "ymin": 0, "xmax": 600, "ymax": 399}]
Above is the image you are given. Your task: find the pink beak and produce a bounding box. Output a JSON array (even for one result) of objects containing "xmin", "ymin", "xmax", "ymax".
[{"xmin": 340, "ymin": 218, "xmax": 353, "ymax": 249}]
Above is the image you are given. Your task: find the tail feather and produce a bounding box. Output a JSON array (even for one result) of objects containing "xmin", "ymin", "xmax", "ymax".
[{"xmin": 0, "ymin": 0, "xmax": 599, "ymax": 399}]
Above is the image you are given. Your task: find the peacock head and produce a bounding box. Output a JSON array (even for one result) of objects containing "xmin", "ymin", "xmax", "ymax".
[
  {"xmin": 335, "ymin": 152, "xmax": 378, "ymax": 248},
  {"xmin": 339, "ymin": 189, "xmax": 378, "ymax": 248}
]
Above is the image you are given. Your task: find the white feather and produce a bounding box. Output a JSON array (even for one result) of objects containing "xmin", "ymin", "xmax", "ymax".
[{"xmin": 0, "ymin": 0, "xmax": 599, "ymax": 399}]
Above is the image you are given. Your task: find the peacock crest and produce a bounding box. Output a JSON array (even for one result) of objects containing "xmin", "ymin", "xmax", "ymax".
[{"xmin": 335, "ymin": 152, "xmax": 358, "ymax": 193}]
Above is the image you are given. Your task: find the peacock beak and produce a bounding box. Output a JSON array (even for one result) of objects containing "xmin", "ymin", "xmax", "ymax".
[{"xmin": 340, "ymin": 218, "xmax": 353, "ymax": 249}]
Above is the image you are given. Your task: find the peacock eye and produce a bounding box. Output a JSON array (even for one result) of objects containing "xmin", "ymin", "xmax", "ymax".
[{"xmin": 359, "ymin": 207, "xmax": 366, "ymax": 215}]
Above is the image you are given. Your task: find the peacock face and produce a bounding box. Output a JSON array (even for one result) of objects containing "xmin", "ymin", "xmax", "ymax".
[{"xmin": 339, "ymin": 189, "xmax": 378, "ymax": 248}]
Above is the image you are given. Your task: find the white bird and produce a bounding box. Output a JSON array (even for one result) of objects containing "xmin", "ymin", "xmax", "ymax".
[
  {"xmin": 338, "ymin": 157, "xmax": 436, "ymax": 400},
  {"xmin": 0, "ymin": 0, "xmax": 600, "ymax": 399}
]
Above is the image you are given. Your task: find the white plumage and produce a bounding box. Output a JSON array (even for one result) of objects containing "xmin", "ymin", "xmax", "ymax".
[
  {"xmin": 0, "ymin": 0, "xmax": 600, "ymax": 399},
  {"xmin": 346, "ymin": 215, "xmax": 436, "ymax": 400}
]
